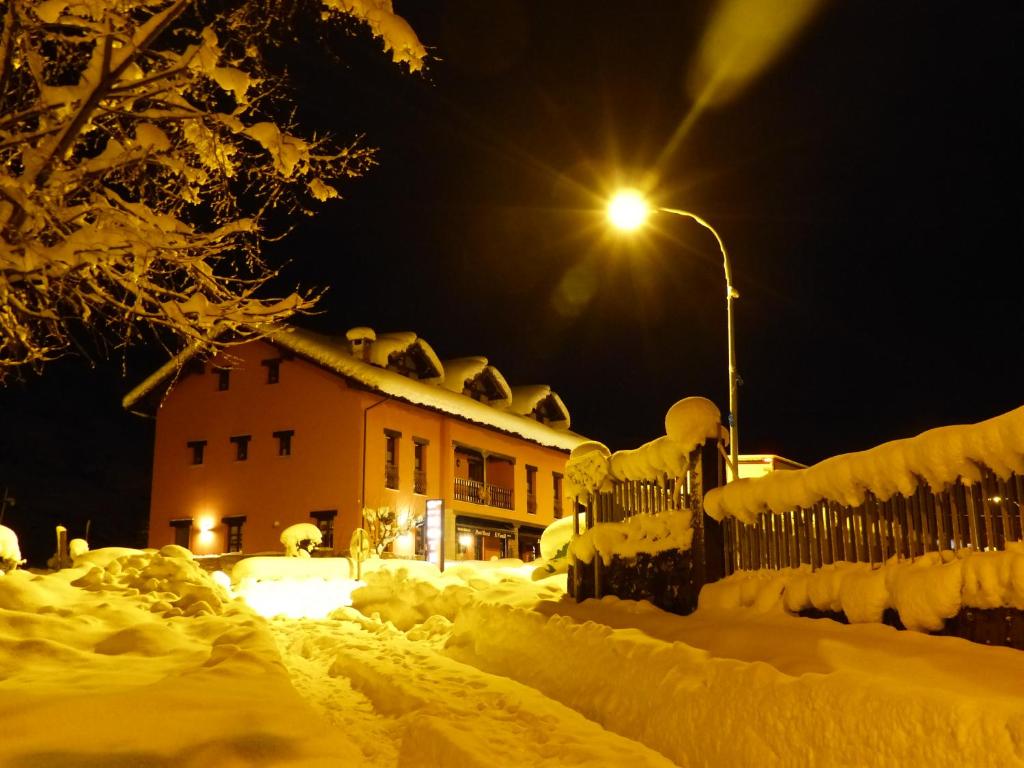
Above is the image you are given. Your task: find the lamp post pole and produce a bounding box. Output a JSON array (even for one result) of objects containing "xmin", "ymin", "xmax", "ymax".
[{"xmin": 659, "ymin": 207, "xmax": 740, "ymax": 478}]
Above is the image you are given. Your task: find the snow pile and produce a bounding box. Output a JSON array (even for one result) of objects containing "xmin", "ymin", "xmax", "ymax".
[
  {"xmin": 448, "ymin": 598, "xmax": 1024, "ymax": 768},
  {"xmin": 706, "ymin": 403, "xmax": 1024, "ymax": 523},
  {"xmin": 348, "ymin": 559, "xmax": 566, "ymax": 632},
  {"xmin": 280, "ymin": 522, "xmax": 323, "ymax": 557},
  {"xmin": 71, "ymin": 544, "xmax": 231, "ymax": 618},
  {"xmin": 567, "ymin": 397, "xmax": 721, "ymax": 496},
  {"xmin": 0, "ymin": 547, "xmax": 366, "ymax": 765},
  {"xmin": 0, "ymin": 524, "xmax": 24, "ymax": 570},
  {"xmin": 699, "ymin": 543, "xmax": 1024, "ymax": 631},
  {"xmin": 569, "ymin": 509, "xmax": 695, "ymax": 566}
]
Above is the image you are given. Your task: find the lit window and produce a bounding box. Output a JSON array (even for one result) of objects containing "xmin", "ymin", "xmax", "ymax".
[
  {"xmin": 230, "ymin": 435, "xmax": 251, "ymax": 461},
  {"xmin": 262, "ymin": 358, "xmax": 280, "ymax": 384},
  {"xmin": 187, "ymin": 440, "xmax": 207, "ymax": 465},
  {"xmin": 273, "ymin": 429, "xmax": 294, "ymax": 456}
]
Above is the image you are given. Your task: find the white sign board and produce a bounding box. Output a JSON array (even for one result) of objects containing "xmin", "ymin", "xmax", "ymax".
[{"xmin": 425, "ymin": 498, "xmax": 445, "ymax": 572}]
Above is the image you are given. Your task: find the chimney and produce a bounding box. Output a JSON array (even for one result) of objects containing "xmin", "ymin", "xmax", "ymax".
[{"xmin": 345, "ymin": 326, "xmax": 376, "ymax": 361}]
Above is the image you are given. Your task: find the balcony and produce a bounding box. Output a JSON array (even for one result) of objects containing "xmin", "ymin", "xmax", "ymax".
[
  {"xmin": 454, "ymin": 477, "xmax": 514, "ymax": 510},
  {"xmin": 526, "ymin": 496, "xmax": 537, "ymax": 515},
  {"xmin": 414, "ymin": 469, "xmax": 427, "ymax": 495},
  {"xmin": 553, "ymin": 497, "xmax": 563, "ymax": 519},
  {"xmin": 385, "ymin": 463, "xmax": 399, "ymax": 490}
]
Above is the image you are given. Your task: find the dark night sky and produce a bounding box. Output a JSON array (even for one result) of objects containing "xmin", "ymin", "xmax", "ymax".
[{"xmin": 2, "ymin": 1, "xmax": 1021, "ymax": 564}]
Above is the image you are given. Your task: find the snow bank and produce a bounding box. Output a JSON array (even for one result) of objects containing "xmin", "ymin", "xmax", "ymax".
[
  {"xmin": 699, "ymin": 543, "xmax": 1024, "ymax": 631},
  {"xmin": 0, "ymin": 547, "xmax": 366, "ymax": 765},
  {"xmin": 348, "ymin": 559, "xmax": 566, "ymax": 632},
  {"xmin": 706, "ymin": 404, "xmax": 1024, "ymax": 523},
  {"xmin": 448, "ymin": 600, "xmax": 1024, "ymax": 768},
  {"xmin": 569, "ymin": 509, "xmax": 695, "ymax": 566},
  {"xmin": 566, "ymin": 397, "xmax": 720, "ymax": 497}
]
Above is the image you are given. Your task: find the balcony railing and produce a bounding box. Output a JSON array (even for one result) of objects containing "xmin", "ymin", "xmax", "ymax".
[
  {"xmin": 414, "ymin": 469, "xmax": 427, "ymax": 495},
  {"xmin": 385, "ymin": 463, "xmax": 399, "ymax": 490},
  {"xmin": 527, "ymin": 496, "xmax": 537, "ymax": 515},
  {"xmin": 454, "ymin": 477, "xmax": 514, "ymax": 510},
  {"xmin": 553, "ymin": 497, "xmax": 563, "ymax": 519}
]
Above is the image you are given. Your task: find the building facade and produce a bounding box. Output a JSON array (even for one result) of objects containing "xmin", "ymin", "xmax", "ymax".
[{"xmin": 125, "ymin": 327, "xmax": 586, "ymax": 561}]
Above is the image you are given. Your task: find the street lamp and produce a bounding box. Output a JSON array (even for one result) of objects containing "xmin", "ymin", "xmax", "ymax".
[{"xmin": 606, "ymin": 189, "xmax": 740, "ymax": 478}]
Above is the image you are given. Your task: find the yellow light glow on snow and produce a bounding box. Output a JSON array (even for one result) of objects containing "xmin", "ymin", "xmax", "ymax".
[
  {"xmin": 607, "ymin": 189, "xmax": 651, "ymax": 232},
  {"xmin": 235, "ymin": 577, "xmax": 366, "ymax": 619}
]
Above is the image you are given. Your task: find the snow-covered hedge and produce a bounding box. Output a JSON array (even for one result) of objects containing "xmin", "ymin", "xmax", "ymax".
[
  {"xmin": 569, "ymin": 510, "xmax": 694, "ymax": 566},
  {"xmin": 705, "ymin": 404, "xmax": 1024, "ymax": 523},
  {"xmin": 566, "ymin": 397, "xmax": 721, "ymax": 498},
  {"xmin": 699, "ymin": 543, "xmax": 1024, "ymax": 631}
]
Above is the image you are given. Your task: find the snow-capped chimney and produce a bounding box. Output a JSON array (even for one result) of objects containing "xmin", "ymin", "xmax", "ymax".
[{"xmin": 345, "ymin": 326, "xmax": 376, "ymax": 361}]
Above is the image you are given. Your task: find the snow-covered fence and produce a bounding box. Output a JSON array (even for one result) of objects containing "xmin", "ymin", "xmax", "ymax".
[
  {"xmin": 714, "ymin": 469, "xmax": 1022, "ymax": 574},
  {"xmin": 566, "ymin": 398, "xmax": 728, "ymax": 612},
  {"xmin": 705, "ymin": 405, "xmax": 1024, "ymax": 574}
]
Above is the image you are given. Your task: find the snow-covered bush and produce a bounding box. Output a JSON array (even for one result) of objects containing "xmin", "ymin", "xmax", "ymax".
[
  {"xmin": 0, "ymin": 525, "xmax": 25, "ymax": 572},
  {"xmin": 362, "ymin": 507, "xmax": 421, "ymax": 556},
  {"xmin": 280, "ymin": 523, "xmax": 323, "ymax": 557}
]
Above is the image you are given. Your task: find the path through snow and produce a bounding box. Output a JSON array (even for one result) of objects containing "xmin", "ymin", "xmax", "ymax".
[{"xmin": 271, "ymin": 609, "xmax": 677, "ymax": 768}]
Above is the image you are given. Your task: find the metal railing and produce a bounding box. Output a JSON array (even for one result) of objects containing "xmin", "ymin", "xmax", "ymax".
[
  {"xmin": 413, "ymin": 469, "xmax": 427, "ymax": 495},
  {"xmin": 453, "ymin": 477, "xmax": 514, "ymax": 510},
  {"xmin": 723, "ymin": 467, "xmax": 1024, "ymax": 574},
  {"xmin": 527, "ymin": 495, "xmax": 537, "ymax": 515},
  {"xmin": 384, "ymin": 464, "xmax": 398, "ymax": 490}
]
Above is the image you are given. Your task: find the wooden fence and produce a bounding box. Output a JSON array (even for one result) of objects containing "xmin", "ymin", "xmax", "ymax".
[{"xmin": 723, "ymin": 467, "xmax": 1024, "ymax": 574}]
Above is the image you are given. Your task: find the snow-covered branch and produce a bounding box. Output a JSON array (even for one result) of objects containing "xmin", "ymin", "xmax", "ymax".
[{"xmin": 0, "ymin": 0, "xmax": 425, "ymax": 379}]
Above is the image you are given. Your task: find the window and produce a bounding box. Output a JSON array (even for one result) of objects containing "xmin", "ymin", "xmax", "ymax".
[
  {"xmin": 215, "ymin": 367, "xmax": 230, "ymax": 391},
  {"xmin": 310, "ymin": 510, "xmax": 337, "ymax": 549},
  {"xmin": 384, "ymin": 429, "xmax": 400, "ymax": 489},
  {"xmin": 273, "ymin": 429, "xmax": 294, "ymax": 457},
  {"xmin": 222, "ymin": 516, "xmax": 246, "ymax": 553},
  {"xmin": 553, "ymin": 472, "xmax": 564, "ymax": 519},
  {"xmin": 413, "ymin": 439, "xmax": 427, "ymax": 494},
  {"xmin": 169, "ymin": 519, "xmax": 192, "ymax": 549},
  {"xmin": 187, "ymin": 440, "xmax": 207, "ymax": 465},
  {"xmin": 262, "ymin": 358, "xmax": 280, "ymax": 384},
  {"xmin": 526, "ymin": 465, "xmax": 538, "ymax": 515},
  {"xmin": 230, "ymin": 434, "xmax": 251, "ymax": 461}
]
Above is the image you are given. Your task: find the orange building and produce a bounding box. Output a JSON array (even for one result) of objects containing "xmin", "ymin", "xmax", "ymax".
[{"xmin": 124, "ymin": 326, "xmax": 587, "ymax": 561}]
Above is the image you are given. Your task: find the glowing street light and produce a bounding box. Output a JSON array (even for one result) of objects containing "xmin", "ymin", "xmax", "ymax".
[
  {"xmin": 606, "ymin": 189, "xmax": 741, "ymax": 478},
  {"xmin": 607, "ymin": 189, "xmax": 651, "ymax": 231}
]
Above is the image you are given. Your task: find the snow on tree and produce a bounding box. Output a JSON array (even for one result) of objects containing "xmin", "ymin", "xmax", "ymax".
[{"xmin": 0, "ymin": 0, "xmax": 425, "ymax": 379}]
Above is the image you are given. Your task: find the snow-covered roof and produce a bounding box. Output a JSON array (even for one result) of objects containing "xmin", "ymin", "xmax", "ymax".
[
  {"xmin": 704, "ymin": 404, "xmax": 1024, "ymax": 524},
  {"xmin": 509, "ymin": 385, "xmax": 570, "ymax": 429},
  {"xmin": 124, "ymin": 326, "xmax": 585, "ymax": 452},
  {"xmin": 441, "ymin": 357, "xmax": 514, "ymax": 408}
]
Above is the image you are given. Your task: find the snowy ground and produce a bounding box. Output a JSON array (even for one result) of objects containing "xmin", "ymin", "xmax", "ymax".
[{"xmin": 1, "ymin": 548, "xmax": 1022, "ymax": 767}]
